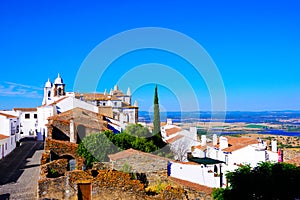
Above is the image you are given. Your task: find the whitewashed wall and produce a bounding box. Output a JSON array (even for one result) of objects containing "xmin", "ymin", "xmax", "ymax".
[
  {"xmin": 37, "ymin": 106, "xmax": 54, "ymax": 138},
  {"xmin": 122, "ymin": 108, "xmax": 137, "ymax": 124},
  {"xmin": 0, "ymin": 116, "xmax": 10, "ymax": 136},
  {"xmin": 169, "ymin": 162, "xmax": 222, "ymax": 188},
  {"xmin": 0, "ymin": 136, "xmax": 17, "ymax": 159},
  {"xmin": 18, "ymin": 111, "xmax": 38, "ymax": 137},
  {"xmin": 56, "ymin": 97, "xmax": 99, "ymax": 113}
]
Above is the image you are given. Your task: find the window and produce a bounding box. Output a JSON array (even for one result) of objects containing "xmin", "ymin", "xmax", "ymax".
[
  {"xmin": 114, "ymin": 102, "xmax": 117, "ymax": 106},
  {"xmin": 34, "ymin": 114, "xmax": 38, "ymax": 119},
  {"xmin": 25, "ymin": 113, "xmax": 30, "ymax": 119},
  {"xmin": 225, "ymin": 155, "xmax": 228, "ymax": 165},
  {"xmin": 5, "ymin": 143, "xmax": 7, "ymax": 150}
]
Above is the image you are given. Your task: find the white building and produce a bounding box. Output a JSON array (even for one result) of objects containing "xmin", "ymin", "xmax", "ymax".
[
  {"xmin": 0, "ymin": 112, "xmax": 19, "ymax": 159},
  {"xmin": 169, "ymin": 134, "xmax": 279, "ymax": 188},
  {"xmin": 161, "ymin": 119, "xmax": 200, "ymax": 161},
  {"xmin": 0, "ymin": 73, "xmax": 139, "ymax": 145},
  {"xmin": 37, "ymin": 74, "xmax": 138, "ymax": 137},
  {"xmin": 13, "ymin": 108, "xmax": 38, "ymax": 137}
]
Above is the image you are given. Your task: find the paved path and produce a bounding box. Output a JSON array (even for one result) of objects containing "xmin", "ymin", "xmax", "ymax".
[{"xmin": 0, "ymin": 140, "xmax": 44, "ymax": 200}]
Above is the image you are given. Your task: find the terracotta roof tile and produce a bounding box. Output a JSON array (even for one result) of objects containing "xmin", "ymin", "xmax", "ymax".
[
  {"xmin": 13, "ymin": 107, "xmax": 37, "ymax": 112},
  {"xmin": 166, "ymin": 135, "xmax": 184, "ymax": 144},
  {"xmin": 165, "ymin": 127, "xmax": 182, "ymax": 137},
  {"xmin": 194, "ymin": 145, "xmax": 207, "ymax": 151},
  {"xmin": 75, "ymin": 93, "xmax": 121, "ymax": 101},
  {"xmin": 0, "ymin": 134, "xmax": 9, "ymax": 140},
  {"xmin": 48, "ymin": 107, "xmax": 107, "ymax": 131},
  {"xmin": 0, "ymin": 113, "xmax": 18, "ymax": 118},
  {"xmin": 222, "ymin": 136, "xmax": 258, "ymax": 152},
  {"xmin": 172, "ymin": 160, "xmax": 200, "ymax": 165},
  {"xmin": 170, "ymin": 177, "xmax": 213, "ymax": 194}
]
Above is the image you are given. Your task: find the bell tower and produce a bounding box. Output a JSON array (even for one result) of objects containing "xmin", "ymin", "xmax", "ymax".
[
  {"xmin": 53, "ymin": 73, "xmax": 65, "ymax": 97},
  {"xmin": 42, "ymin": 78, "xmax": 52, "ymax": 105}
]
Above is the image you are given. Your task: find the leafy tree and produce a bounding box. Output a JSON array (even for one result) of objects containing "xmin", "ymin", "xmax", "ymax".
[
  {"xmin": 212, "ymin": 162, "xmax": 300, "ymax": 200},
  {"xmin": 77, "ymin": 130, "xmax": 118, "ymax": 167},
  {"xmin": 123, "ymin": 123, "xmax": 151, "ymax": 138}
]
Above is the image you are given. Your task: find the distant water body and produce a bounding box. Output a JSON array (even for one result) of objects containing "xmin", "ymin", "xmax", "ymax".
[{"xmin": 139, "ymin": 111, "xmax": 300, "ymax": 137}]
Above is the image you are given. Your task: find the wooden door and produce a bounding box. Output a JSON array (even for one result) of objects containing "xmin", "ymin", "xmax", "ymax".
[{"xmin": 78, "ymin": 183, "xmax": 91, "ymax": 200}]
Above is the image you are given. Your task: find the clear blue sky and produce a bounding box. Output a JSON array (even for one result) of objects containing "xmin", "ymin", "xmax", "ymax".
[{"xmin": 0, "ymin": 0, "xmax": 300, "ymax": 111}]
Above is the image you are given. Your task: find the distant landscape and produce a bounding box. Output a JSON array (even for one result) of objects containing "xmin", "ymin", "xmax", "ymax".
[{"xmin": 139, "ymin": 111, "xmax": 300, "ymax": 137}]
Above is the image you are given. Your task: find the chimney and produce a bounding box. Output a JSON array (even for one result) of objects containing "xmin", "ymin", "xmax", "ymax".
[
  {"xmin": 114, "ymin": 85, "xmax": 119, "ymax": 91},
  {"xmin": 190, "ymin": 127, "xmax": 197, "ymax": 141},
  {"xmin": 69, "ymin": 119, "xmax": 75, "ymax": 143},
  {"xmin": 167, "ymin": 118, "xmax": 173, "ymax": 125},
  {"xmin": 271, "ymin": 140, "xmax": 277, "ymax": 152},
  {"xmin": 201, "ymin": 135, "xmax": 207, "ymax": 146},
  {"xmin": 134, "ymin": 100, "xmax": 138, "ymax": 107},
  {"xmin": 219, "ymin": 136, "xmax": 228, "ymax": 150},
  {"xmin": 213, "ymin": 134, "xmax": 218, "ymax": 146},
  {"xmin": 127, "ymin": 87, "xmax": 131, "ymax": 96}
]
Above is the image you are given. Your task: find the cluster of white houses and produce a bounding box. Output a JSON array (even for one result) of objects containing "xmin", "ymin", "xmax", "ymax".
[
  {"xmin": 0, "ymin": 73, "xmax": 293, "ymax": 191},
  {"xmin": 161, "ymin": 119, "xmax": 281, "ymax": 188},
  {"xmin": 0, "ymin": 74, "xmax": 138, "ymax": 159}
]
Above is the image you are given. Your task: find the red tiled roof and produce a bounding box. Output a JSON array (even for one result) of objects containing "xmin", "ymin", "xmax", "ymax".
[
  {"xmin": 172, "ymin": 160, "xmax": 200, "ymax": 165},
  {"xmin": 161, "ymin": 122, "xmax": 167, "ymax": 126},
  {"xmin": 222, "ymin": 136, "xmax": 258, "ymax": 152},
  {"xmin": 0, "ymin": 134, "xmax": 9, "ymax": 140},
  {"xmin": 13, "ymin": 107, "xmax": 37, "ymax": 112},
  {"xmin": 166, "ymin": 135, "xmax": 184, "ymax": 144},
  {"xmin": 0, "ymin": 113, "xmax": 18, "ymax": 118},
  {"xmin": 75, "ymin": 93, "xmax": 121, "ymax": 101},
  {"xmin": 108, "ymin": 148, "xmax": 170, "ymax": 161},
  {"xmin": 165, "ymin": 127, "xmax": 182, "ymax": 137},
  {"xmin": 170, "ymin": 177, "xmax": 213, "ymax": 194},
  {"xmin": 48, "ymin": 107, "xmax": 107, "ymax": 130},
  {"xmin": 194, "ymin": 145, "xmax": 207, "ymax": 151}
]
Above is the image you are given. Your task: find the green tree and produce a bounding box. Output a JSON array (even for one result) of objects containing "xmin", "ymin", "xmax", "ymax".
[
  {"xmin": 77, "ymin": 130, "xmax": 118, "ymax": 167},
  {"xmin": 123, "ymin": 123, "xmax": 151, "ymax": 138},
  {"xmin": 212, "ymin": 162, "xmax": 300, "ymax": 200},
  {"xmin": 153, "ymin": 85, "xmax": 161, "ymax": 136},
  {"xmin": 150, "ymin": 85, "xmax": 166, "ymax": 148}
]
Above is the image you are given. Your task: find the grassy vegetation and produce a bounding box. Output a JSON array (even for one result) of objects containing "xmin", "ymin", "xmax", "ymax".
[{"xmin": 245, "ymin": 124, "xmax": 266, "ymax": 129}]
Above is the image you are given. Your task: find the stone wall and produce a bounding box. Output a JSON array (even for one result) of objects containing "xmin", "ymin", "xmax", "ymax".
[
  {"xmin": 43, "ymin": 138, "xmax": 84, "ymax": 170},
  {"xmin": 38, "ymin": 170, "xmax": 147, "ymax": 200},
  {"xmin": 45, "ymin": 138, "xmax": 78, "ymax": 157},
  {"xmin": 111, "ymin": 154, "xmax": 169, "ymax": 173},
  {"xmin": 40, "ymin": 159, "xmax": 68, "ymax": 178}
]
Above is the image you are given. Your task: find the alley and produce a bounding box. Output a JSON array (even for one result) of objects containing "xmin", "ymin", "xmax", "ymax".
[{"xmin": 0, "ymin": 139, "xmax": 44, "ymax": 200}]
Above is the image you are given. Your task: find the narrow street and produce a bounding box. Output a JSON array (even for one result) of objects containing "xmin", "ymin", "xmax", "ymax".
[{"xmin": 0, "ymin": 139, "xmax": 44, "ymax": 200}]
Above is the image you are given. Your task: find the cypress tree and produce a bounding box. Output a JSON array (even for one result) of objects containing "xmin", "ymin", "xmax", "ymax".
[{"xmin": 153, "ymin": 85, "xmax": 161, "ymax": 136}]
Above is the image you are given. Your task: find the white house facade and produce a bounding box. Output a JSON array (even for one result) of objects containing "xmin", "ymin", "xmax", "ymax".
[
  {"xmin": 169, "ymin": 133, "xmax": 280, "ymax": 188},
  {"xmin": 0, "ymin": 112, "xmax": 19, "ymax": 159},
  {"xmin": 161, "ymin": 119, "xmax": 200, "ymax": 161}
]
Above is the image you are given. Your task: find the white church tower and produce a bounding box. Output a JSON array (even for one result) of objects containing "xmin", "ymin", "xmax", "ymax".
[
  {"xmin": 42, "ymin": 73, "xmax": 66, "ymax": 105},
  {"xmin": 52, "ymin": 73, "xmax": 65, "ymax": 97},
  {"xmin": 42, "ymin": 78, "xmax": 52, "ymax": 105}
]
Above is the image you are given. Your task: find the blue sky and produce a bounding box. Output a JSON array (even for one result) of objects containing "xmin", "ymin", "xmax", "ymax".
[{"xmin": 0, "ymin": 0, "xmax": 300, "ymax": 111}]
